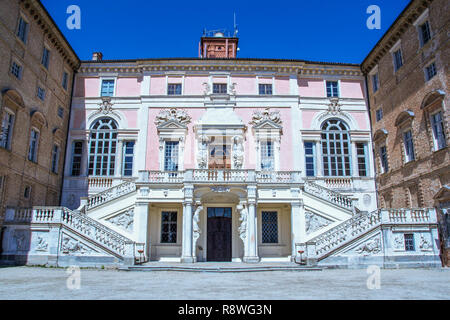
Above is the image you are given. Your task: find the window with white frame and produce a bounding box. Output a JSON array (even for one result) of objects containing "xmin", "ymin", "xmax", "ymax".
[
  {"xmin": 379, "ymin": 145, "xmax": 389, "ymax": 173},
  {"xmin": 356, "ymin": 143, "xmax": 369, "ymax": 177},
  {"xmin": 51, "ymin": 144, "xmax": 60, "ymax": 174},
  {"xmin": 419, "ymin": 20, "xmax": 432, "ymax": 47},
  {"xmin": 261, "ymin": 211, "xmax": 278, "ymax": 244},
  {"xmin": 88, "ymin": 118, "xmax": 118, "ymax": 176},
  {"xmin": 403, "ymin": 130, "xmax": 416, "ymax": 163},
  {"xmin": 122, "ymin": 141, "xmax": 135, "ymax": 176},
  {"xmin": 167, "ymin": 84, "xmax": 182, "ymax": 95},
  {"xmin": 164, "ymin": 141, "xmax": 179, "ymax": 171},
  {"xmin": 425, "ymin": 62, "xmax": 437, "ymax": 81},
  {"xmin": 71, "ymin": 141, "xmax": 83, "ymax": 176},
  {"xmin": 41, "ymin": 47, "xmax": 50, "ymax": 69},
  {"xmin": 0, "ymin": 111, "xmax": 15, "ymax": 150},
  {"xmin": 161, "ymin": 211, "xmax": 177, "ymax": 243},
  {"xmin": 321, "ymin": 119, "xmax": 351, "ymax": 177},
  {"xmin": 393, "ymin": 48, "xmax": 403, "ymax": 72},
  {"xmin": 101, "ymin": 79, "xmax": 115, "ymax": 97},
  {"xmin": 326, "ymin": 81, "xmax": 339, "ymax": 98},
  {"xmin": 212, "ymin": 83, "xmax": 227, "ymax": 94},
  {"xmin": 304, "ymin": 142, "xmax": 315, "ymax": 177},
  {"xmin": 16, "ymin": 15, "xmax": 29, "ymax": 43},
  {"xmin": 28, "ymin": 129, "xmax": 39, "ymax": 162},
  {"xmin": 10, "ymin": 61, "xmax": 23, "ymax": 79},
  {"xmin": 259, "ymin": 84, "xmax": 273, "ymax": 95},
  {"xmin": 260, "ymin": 140, "xmax": 274, "ymax": 171},
  {"xmin": 430, "ymin": 111, "xmax": 447, "ymax": 150}
]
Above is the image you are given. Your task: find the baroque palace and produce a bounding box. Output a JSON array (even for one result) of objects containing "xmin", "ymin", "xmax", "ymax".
[{"xmin": 0, "ymin": 0, "xmax": 447, "ymax": 268}]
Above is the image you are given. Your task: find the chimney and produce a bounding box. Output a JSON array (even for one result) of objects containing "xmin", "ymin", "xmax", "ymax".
[{"xmin": 92, "ymin": 52, "xmax": 103, "ymax": 61}]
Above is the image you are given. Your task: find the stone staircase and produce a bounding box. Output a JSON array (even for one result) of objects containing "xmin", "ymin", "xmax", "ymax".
[
  {"xmin": 85, "ymin": 180, "xmax": 137, "ymax": 211},
  {"xmin": 303, "ymin": 180, "xmax": 357, "ymax": 213}
]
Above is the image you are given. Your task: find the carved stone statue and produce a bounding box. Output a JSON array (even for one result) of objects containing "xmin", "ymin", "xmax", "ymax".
[
  {"xmin": 229, "ymin": 83, "xmax": 237, "ymax": 95},
  {"xmin": 392, "ymin": 234, "xmax": 404, "ymax": 250},
  {"xmin": 61, "ymin": 235, "xmax": 91, "ymax": 254},
  {"xmin": 98, "ymin": 97, "xmax": 114, "ymax": 114},
  {"xmin": 327, "ymin": 97, "xmax": 342, "ymax": 115},
  {"xmin": 108, "ymin": 209, "xmax": 134, "ymax": 232},
  {"xmin": 419, "ymin": 234, "xmax": 431, "ymax": 250},
  {"xmin": 35, "ymin": 235, "xmax": 49, "ymax": 252},
  {"xmin": 305, "ymin": 212, "xmax": 332, "ymax": 234},
  {"xmin": 356, "ymin": 236, "xmax": 381, "ymax": 255},
  {"xmin": 202, "ymin": 82, "xmax": 210, "ymax": 95},
  {"xmin": 197, "ymin": 135, "xmax": 209, "ymax": 169},
  {"xmin": 237, "ymin": 204, "xmax": 248, "ymax": 243},
  {"xmin": 155, "ymin": 108, "xmax": 191, "ymax": 127},
  {"xmin": 232, "ymin": 136, "xmax": 244, "ymax": 169},
  {"xmin": 193, "ymin": 205, "xmax": 203, "ymax": 254}
]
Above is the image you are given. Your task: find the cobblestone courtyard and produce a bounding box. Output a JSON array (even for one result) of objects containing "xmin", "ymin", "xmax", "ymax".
[{"xmin": 0, "ymin": 266, "xmax": 449, "ymax": 300}]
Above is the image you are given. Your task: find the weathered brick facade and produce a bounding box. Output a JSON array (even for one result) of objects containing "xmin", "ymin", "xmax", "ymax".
[
  {"xmin": 362, "ymin": 0, "xmax": 449, "ymax": 264},
  {"xmin": 0, "ymin": 0, "xmax": 79, "ymax": 230}
]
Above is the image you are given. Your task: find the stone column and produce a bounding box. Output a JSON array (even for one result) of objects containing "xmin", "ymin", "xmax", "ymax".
[
  {"xmin": 133, "ymin": 202, "xmax": 149, "ymax": 261},
  {"xmin": 290, "ymin": 200, "xmax": 305, "ymax": 260},
  {"xmin": 244, "ymin": 185, "xmax": 259, "ymax": 263},
  {"xmin": 315, "ymin": 140, "xmax": 323, "ymax": 177},
  {"xmin": 351, "ymin": 141, "xmax": 359, "ymax": 177},
  {"xmin": 181, "ymin": 201, "xmax": 194, "ymax": 263},
  {"xmin": 116, "ymin": 139, "xmax": 124, "ymax": 178}
]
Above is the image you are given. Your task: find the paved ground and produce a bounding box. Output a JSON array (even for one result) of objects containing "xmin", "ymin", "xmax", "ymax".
[{"xmin": 0, "ymin": 266, "xmax": 449, "ymax": 300}]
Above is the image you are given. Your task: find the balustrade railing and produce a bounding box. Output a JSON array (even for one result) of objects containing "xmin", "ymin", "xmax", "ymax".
[
  {"xmin": 304, "ymin": 180, "xmax": 354, "ymax": 210},
  {"xmin": 86, "ymin": 181, "xmax": 137, "ymax": 210}
]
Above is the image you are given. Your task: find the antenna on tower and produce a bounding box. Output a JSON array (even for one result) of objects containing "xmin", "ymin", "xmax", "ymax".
[{"xmin": 233, "ymin": 12, "xmax": 238, "ymax": 37}]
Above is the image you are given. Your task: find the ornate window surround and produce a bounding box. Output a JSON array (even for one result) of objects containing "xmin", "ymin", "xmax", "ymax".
[
  {"xmin": 250, "ymin": 108, "xmax": 283, "ymax": 171},
  {"xmin": 395, "ymin": 110, "xmax": 416, "ymax": 164}
]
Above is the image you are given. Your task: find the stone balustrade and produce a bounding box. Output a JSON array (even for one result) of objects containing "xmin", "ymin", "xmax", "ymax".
[
  {"xmin": 304, "ymin": 180, "xmax": 354, "ymax": 211},
  {"xmin": 86, "ymin": 181, "xmax": 137, "ymax": 210},
  {"xmin": 138, "ymin": 169, "xmax": 302, "ymax": 185}
]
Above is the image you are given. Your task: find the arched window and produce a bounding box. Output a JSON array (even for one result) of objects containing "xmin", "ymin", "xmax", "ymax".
[
  {"xmin": 321, "ymin": 119, "xmax": 351, "ymax": 177},
  {"xmin": 88, "ymin": 118, "xmax": 118, "ymax": 176}
]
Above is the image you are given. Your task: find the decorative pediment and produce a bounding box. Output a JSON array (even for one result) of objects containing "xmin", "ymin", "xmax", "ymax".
[
  {"xmin": 252, "ymin": 119, "xmax": 283, "ymax": 130},
  {"xmin": 394, "ymin": 110, "xmax": 414, "ymax": 127},
  {"xmin": 155, "ymin": 108, "xmax": 191, "ymax": 129},
  {"xmin": 373, "ymin": 128, "xmax": 388, "ymax": 141},
  {"xmin": 250, "ymin": 108, "xmax": 282, "ymax": 129},
  {"xmin": 30, "ymin": 110, "xmax": 47, "ymax": 129}
]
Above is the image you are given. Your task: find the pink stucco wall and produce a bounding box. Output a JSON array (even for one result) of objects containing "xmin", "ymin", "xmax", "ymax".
[
  {"xmin": 232, "ymin": 76, "xmax": 256, "ymax": 95},
  {"xmin": 184, "ymin": 76, "xmax": 209, "ymax": 95},
  {"xmin": 298, "ymin": 78, "xmax": 324, "ymax": 97},
  {"xmin": 350, "ymin": 112, "xmax": 369, "ymax": 130},
  {"xmin": 116, "ymin": 78, "xmax": 141, "ymax": 97},
  {"xmin": 75, "ymin": 78, "xmax": 100, "ymax": 97},
  {"xmin": 275, "ymin": 77, "xmax": 290, "ymax": 95},
  {"xmin": 340, "ymin": 80, "xmax": 365, "ymax": 99},
  {"xmin": 150, "ymin": 76, "xmax": 166, "ymax": 95},
  {"xmin": 122, "ymin": 110, "xmax": 138, "ymax": 128},
  {"xmin": 302, "ymin": 110, "xmax": 318, "ymax": 129}
]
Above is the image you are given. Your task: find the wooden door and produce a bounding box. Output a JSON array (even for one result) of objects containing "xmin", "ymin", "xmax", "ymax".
[{"xmin": 207, "ymin": 208, "xmax": 232, "ymax": 262}]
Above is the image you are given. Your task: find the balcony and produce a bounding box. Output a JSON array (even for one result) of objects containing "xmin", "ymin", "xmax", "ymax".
[{"xmin": 138, "ymin": 170, "xmax": 302, "ymax": 185}]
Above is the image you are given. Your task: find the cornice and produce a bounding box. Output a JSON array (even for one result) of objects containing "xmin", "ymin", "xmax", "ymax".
[
  {"xmin": 361, "ymin": 0, "xmax": 433, "ymax": 74},
  {"xmin": 22, "ymin": 0, "xmax": 80, "ymax": 70}
]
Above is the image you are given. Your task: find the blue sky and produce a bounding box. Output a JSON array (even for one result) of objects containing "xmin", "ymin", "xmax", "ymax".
[{"xmin": 41, "ymin": 0, "xmax": 410, "ymax": 63}]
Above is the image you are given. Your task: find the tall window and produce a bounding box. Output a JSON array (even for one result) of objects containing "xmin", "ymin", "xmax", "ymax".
[
  {"xmin": 37, "ymin": 87, "xmax": 45, "ymax": 101},
  {"xmin": 62, "ymin": 72, "xmax": 69, "ymax": 90},
  {"xmin": 167, "ymin": 84, "xmax": 182, "ymax": 95},
  {"xmin": 17, "ymin": 16, "xmax": 29, "ymax": 43},
  {"xmin": 51, "ymin": 145, "xmax": 60, "ymax": 174},
  {"xmin": 376, "ymin": 108, "xmax": 383, "ymax": 122},
  {"xmin": 161, "ymin": 211, "xmax": 177, "ymax": 243},
  {"xmin": 372, "ymin": 73, "xmax": 379, "ymax": 93},
  {"xmin": 419, "ymin": 21, "xmax": 431, "ymax": 46},
  {"xmin": 41, "ymin": 47, "xmax": 50, "ymax": 69},
  {"xmin": 393, "ymin": 49, "xmax": 403, "ymax": 72},
  {"xmin": 379, "ymin": 145, "xmax": 389, "ymax": 173},
  {"xmin": 101, "ymin": 80, "xmax": 115, "ymax": 97},
  {"xmin": 28, "ymin": 129, "xmax": 39, "ymax": 162},
  {"xmin": 164, "ymin": 141, "xmax": 179, "ymax": 171},
  {"xmin": 261, "ymin": 211, "xmax": 278, "ymax": 244},
  {"xmin": 425, "ymin": 62, "xmax": 437, "ymax": 81},
  {"xmin": 260, "ymin": 141, "xmax": 274, "ymax": 171},
  {"xmin": 304, "ymin": 142, "xmax": 315, "ymax": 177},
  {"xmin": 259, "ymin": 84, "xmax": 273, "ymax": 95},
  {"xmin": 0, "ymin": 111, "xmax": 15, "ymax": 150},
  {"xmin": 326, "ymin": 81, "xmax": 339, "ymax": 98},
  {"xmin": 430, "ymin": 111, "xmax": 447, "ymax": 150},
  {"xmin": 88, "ymin": 118, "xmax": 118, "ymax": 176},
  {"xmin": 404, "ymin": 234, "xmax": 415, "ymax": 251},
  {"xmin": 403, "ymin": 130, "xmax": 415, "ymax": 162},
  {"xmin": 213, "ymin": 83, "xmax": 227, "ymax": 94},
  {"xmin": 321, "ymin": 119, "xmax": 351, "ymax": 177},
  {"xmin": 71, "ymin": 141, "xmax": 83, "ymax": 176},
  {"xmin": 10, "ymin": 61, "xmax": 22, "ymax": 79},
  {"xmin": 356, "ymin": 143, "xmax": 368, "ymax": 177},
  {"xmin": 123, "ymin": 141, "xmax": 135, "ymax": 176}
]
